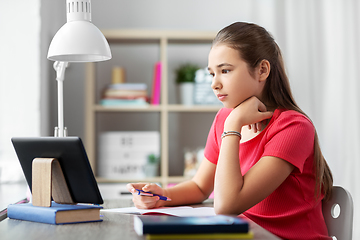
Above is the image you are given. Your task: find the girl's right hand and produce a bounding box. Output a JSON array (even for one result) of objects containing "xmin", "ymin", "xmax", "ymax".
[
  {"xmin": 126, "ymin": 182, "xmax": 166, "ymax": 209},
  {"xmin": 224, "ymin": 96, "xmax": 273, "ymax": 132}
]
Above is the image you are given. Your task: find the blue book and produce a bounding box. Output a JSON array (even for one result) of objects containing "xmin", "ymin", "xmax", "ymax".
[
  {"xmin": 134, "ymin": 215, "xmax": 249, "ymax": 235},
  {"xmin": 7, "ymin": 202, "xmax": 102, "ymax": 225},
  {"xmin": 100, "ymin": 98, "xmax": 149, "ymax": 106}
]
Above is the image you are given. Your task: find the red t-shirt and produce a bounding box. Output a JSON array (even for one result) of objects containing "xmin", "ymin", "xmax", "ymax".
[{"xmin": 204, "ymin": 108, "xmax": 330, "ymax": 240}]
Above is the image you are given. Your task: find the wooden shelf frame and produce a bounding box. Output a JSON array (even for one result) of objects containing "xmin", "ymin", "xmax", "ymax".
[{"xmin": 85, "ymin": 29, "xmax": 219, "ymax": 186}]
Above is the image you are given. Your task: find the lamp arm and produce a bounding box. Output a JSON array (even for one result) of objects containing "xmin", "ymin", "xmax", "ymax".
[
  {"xmin": 53, "ymin": 61, "xmax": 69, "ymax": 82},
  {"xmin": 53, "ymin": 61, "xmax": 69, "ymax": 137}
]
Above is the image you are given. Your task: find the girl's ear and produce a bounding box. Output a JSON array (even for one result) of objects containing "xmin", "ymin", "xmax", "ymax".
[{"xmin": 258, "ymin": 59, "xmax": 270, "ymax": 82}]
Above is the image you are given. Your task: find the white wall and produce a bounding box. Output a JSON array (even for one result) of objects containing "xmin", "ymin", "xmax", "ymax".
[{"xmin": 0, "ymin": 0, "xmax": 41, "ymax": 182}]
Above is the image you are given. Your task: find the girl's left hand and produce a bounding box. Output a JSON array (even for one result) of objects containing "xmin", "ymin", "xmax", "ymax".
[{"xmin": 224, "ymin": 96, "xmax": 273, "ymax": 132}]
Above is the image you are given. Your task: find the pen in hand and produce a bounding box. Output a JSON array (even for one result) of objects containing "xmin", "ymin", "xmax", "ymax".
[{"xmin": 135, "ymin": 189, "xmax": 172, "ymax": 201}]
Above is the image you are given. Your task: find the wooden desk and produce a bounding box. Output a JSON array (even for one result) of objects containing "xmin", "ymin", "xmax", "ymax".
[{"xmin": 0, "ymin": 198, "xmax": 280, "ymax": 240}]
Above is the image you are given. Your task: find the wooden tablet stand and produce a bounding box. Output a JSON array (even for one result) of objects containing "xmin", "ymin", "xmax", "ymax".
[{"xmin": 32, "ymin": 158, "xmax": 75, "ymax": 207}]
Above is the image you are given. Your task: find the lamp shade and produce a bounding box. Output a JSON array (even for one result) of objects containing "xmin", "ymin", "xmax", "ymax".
[{"xmin": 47, "ymin": 0, "xmax": 111, "ymax": 62}]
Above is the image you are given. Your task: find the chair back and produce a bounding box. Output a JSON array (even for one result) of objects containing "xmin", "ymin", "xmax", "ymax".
[{"xmin": 322, "ymin": 186, "xmax": 353, "ymax": 240}]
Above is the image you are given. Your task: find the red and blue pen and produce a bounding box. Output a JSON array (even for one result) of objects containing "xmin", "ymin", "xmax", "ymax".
[{"xmin": 135, "ymin": 189, "xmax": 172, "ymax": 201}]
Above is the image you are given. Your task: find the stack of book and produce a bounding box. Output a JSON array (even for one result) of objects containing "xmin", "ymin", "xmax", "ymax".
[{"xmin": 100, "ymin": 83, "xmax": 149, "ymax": 107}]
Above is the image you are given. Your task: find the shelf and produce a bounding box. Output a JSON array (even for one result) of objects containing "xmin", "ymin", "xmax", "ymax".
[
  {"xmin": 85, "ymin": 29, "xmax": 218, "ymax": 187},
  {"xmin": 93, "ymin": 104, "xmax": 162, "ymax": 112},
  {"xmin": 96, "ymin": 176, "xmax": 191, "ymax": 185},
  {"xmin": 96, "ymin": 177, "xmax": 162, "ymax": 184},
  {"xmin": 167, "ymin": 176, "xmax": 192, "ymax": 183},
  {"xmin": 93, "ymin": 104, "xmax": 221, "ymax": 112},
  {"xmin": 166, "ymin": 104, "xmax": 221, "ymax": 112},
  {"xmin": 101, "ymin": 29, "xmax": 217, "ymax": 42}
]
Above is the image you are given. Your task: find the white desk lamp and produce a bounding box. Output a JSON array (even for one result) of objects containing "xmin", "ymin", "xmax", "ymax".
[{"xmin": 47, "ymin": 0, "xmax": 111, "ymax": 137}]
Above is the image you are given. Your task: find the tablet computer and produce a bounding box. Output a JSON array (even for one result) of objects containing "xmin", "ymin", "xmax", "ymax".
[{"xmin": 11, "ymin": 137, "xmax": 103, "ymax": 204}]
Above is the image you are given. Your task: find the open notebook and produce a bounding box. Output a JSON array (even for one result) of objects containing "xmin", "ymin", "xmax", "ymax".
[{"xmin": 101, "ymin": 206, "xmax": 216, "ymax": 217}]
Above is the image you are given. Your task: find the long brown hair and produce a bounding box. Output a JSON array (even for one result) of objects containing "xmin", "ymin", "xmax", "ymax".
[{"xmin": 212, "ymin": 22, "xmax": 333, "ymax": 201}]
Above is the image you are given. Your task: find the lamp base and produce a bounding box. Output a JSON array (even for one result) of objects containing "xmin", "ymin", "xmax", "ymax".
[{"xmin": 54, "ymin": 127, "xmax": 68, "ymax": 137}]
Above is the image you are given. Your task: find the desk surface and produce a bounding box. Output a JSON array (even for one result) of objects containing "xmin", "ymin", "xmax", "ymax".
[
  {"xmin": 0, "ymin": 182, "xmax": 28, "ymax": 211},
  {"xmin": 0, "ymin": 183, "xmax": 281, "ymax": 240}
]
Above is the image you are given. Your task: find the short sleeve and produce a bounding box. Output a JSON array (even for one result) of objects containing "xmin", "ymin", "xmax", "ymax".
[
  {"xmin": 204, "ymin": 108, "xmax": 231, "ymax": 164},
  {"xmin": 262, "ymin": 112, "xmax": 315, "ymax": 173}
]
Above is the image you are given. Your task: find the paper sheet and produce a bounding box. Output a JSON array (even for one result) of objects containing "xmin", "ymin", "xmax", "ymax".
[{"xmin": 101, "ymin": 206, "xmax": 216, "ymax": 217}]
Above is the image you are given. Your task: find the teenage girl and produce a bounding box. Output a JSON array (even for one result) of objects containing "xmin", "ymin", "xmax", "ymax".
[{"xmin": 127, "ymin": 22, "xmax": 333, "ymax": 240}]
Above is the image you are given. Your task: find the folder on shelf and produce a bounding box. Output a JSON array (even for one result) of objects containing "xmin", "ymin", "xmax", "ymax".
[{"xmin": 151, "ymin": 61, "xmax": 161, "ymax": 105}]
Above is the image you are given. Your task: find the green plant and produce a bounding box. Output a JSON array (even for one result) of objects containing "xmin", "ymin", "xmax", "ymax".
[
  {"xmin": 147, "ymin": 154, "xmax": 159, "ymax": 164},
  {"xmin": 175, "ymin": 63, "xmax": 200, "ymax": 84}
]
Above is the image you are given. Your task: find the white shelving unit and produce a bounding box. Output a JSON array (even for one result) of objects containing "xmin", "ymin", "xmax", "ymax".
[{"xmin": 84, "ymin": 29, "xmax": 221, "ymax": 186}]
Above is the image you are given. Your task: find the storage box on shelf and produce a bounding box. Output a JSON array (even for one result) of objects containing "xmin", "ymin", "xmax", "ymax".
[{"xmin": 84, "ymin": 29, "xmax": 221, "ymax": 187}]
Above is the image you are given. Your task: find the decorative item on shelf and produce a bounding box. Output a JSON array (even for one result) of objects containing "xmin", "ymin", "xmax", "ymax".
[
  {"xmin": 112, "ymin": 66, "xmax": 126, "ymax": 84},
  {"xmin": 97, "ymin": 131, "xmax": 160, "ymax": 179},
  {"xmin": 175, "ymin": 63, "xmax": 200, "ymax": 105},
  {"xmin": 100, "ymin": 66, "xmax": 149, "ymax": 107},
  {"xmin": 194, "ymin": 68, "xmax": 222, "ymax": 105},
  {"xmin": 144, "ymin": 154, "xmax": 160, "ymax": 177},
  {"xmin": 151, "ymin": 61, "xmax": 161, "ymax": 105},
  {"xmin": 183, "ymin": 148, "xmax": 204, "ymax": 177}
]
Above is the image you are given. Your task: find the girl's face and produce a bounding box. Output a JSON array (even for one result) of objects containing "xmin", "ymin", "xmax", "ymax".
[{"xmin": 208, "ymin": 44, "xmax": 264, "ymax": 109}]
